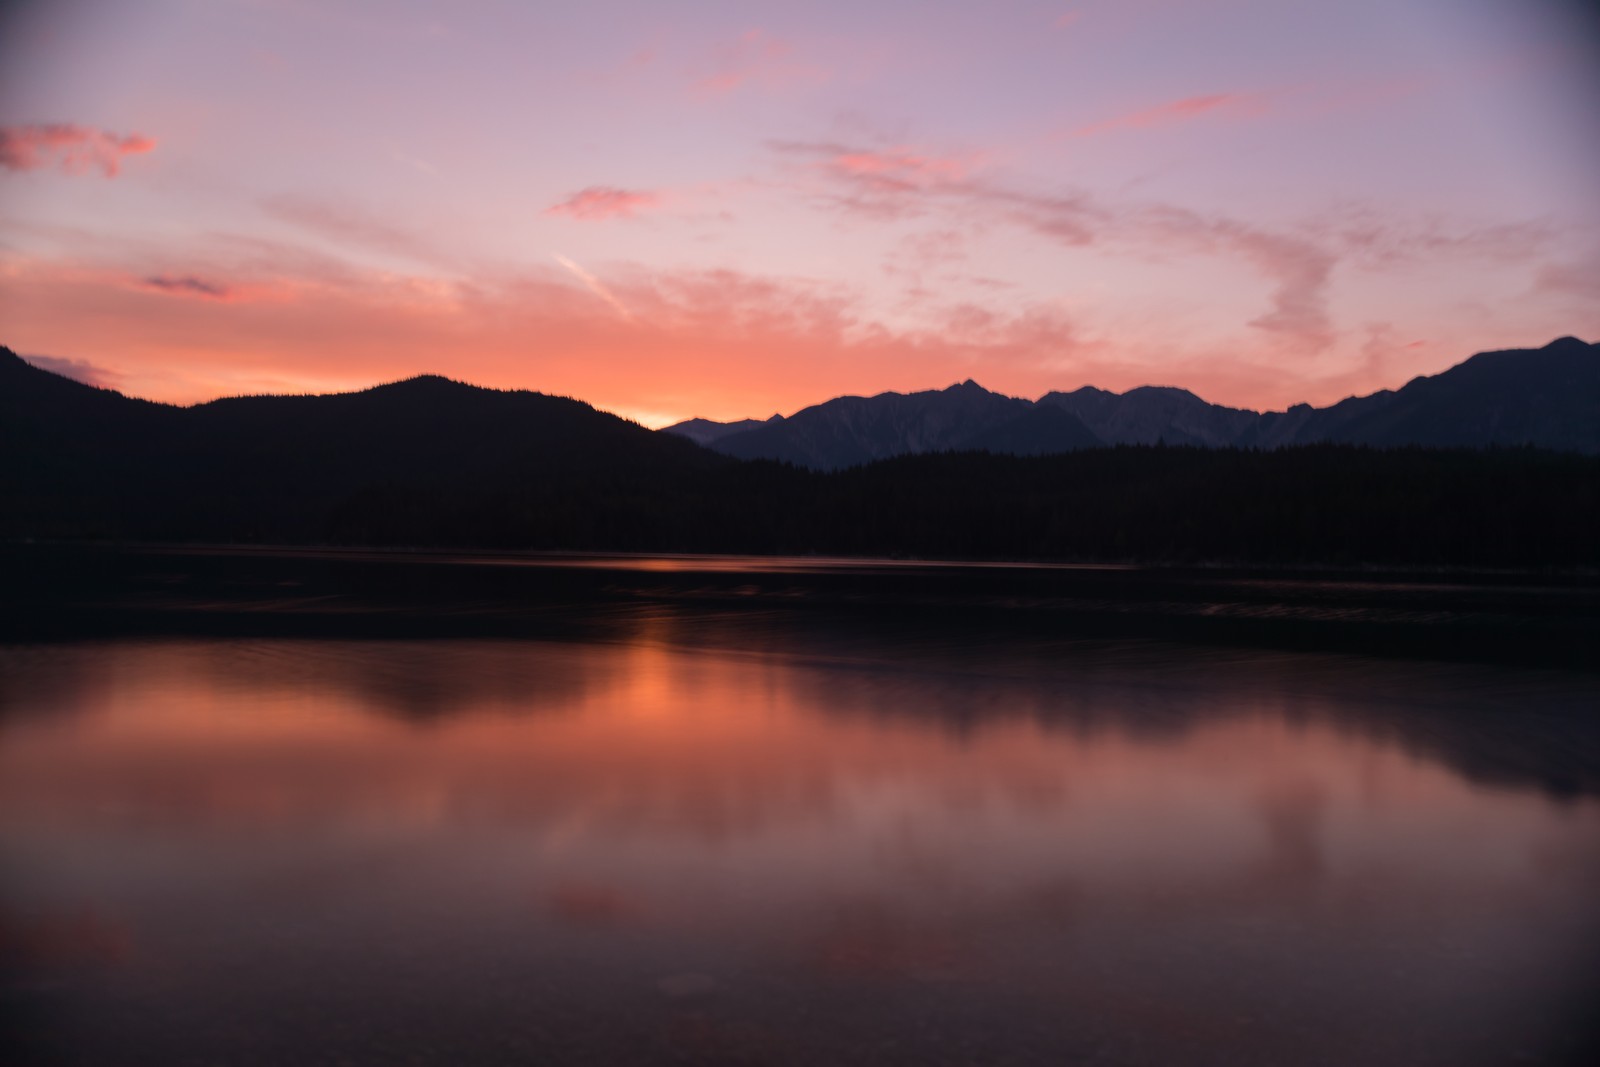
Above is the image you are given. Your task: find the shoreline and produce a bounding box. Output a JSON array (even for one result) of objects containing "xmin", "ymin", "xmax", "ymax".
[{"xmin": 4, "ymin": 542, "xmax": 1595, "ymax": 671}]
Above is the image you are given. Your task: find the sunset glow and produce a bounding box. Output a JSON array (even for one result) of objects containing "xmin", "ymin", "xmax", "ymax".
[{"xmin": 1, "ymin": 0, "xmax": 1596, "ymax": 425}]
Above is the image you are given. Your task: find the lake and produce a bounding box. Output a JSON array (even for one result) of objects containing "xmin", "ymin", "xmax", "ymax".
[{"xmin": 2, "ymin": 554, "xmax": 1598, "ymax": 1065}]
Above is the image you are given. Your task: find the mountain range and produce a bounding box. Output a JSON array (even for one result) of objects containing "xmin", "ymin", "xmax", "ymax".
[
  {"xmin": 3, "ymin": 337, "xmax": 1597, "ymax": 566},
  {"xmin": 663, "ymin": 337, "xmax": 1600, "ymax": 468}
]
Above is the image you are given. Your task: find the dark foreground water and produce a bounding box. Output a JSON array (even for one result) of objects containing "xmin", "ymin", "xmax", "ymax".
[{"xmin": 3, "ymin": 564, "xmax": 1599, "ymax": 1065}]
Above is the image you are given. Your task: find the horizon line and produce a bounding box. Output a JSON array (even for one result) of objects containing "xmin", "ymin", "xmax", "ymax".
[{"xmin": 7, "ymin": 335, "xmax": 1591, "ymax": 430}]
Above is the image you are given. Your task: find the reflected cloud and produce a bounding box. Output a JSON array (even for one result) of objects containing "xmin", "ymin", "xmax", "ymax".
[
  {"xmin": 800, "ymin": 898, "xmax": 973, "ymax": 982},
  {"xmin": 547, "ymin": 882, "xmax": 643, "ymax": 928},
  {"xmin": 0, "ymin": 905, "xmax": 133, "ymax": 968},
  {"xmin": 2, "ymin": 629, "xmax": 1597, "ymax": 1066},
  {"xmin": 1252, "ymin": 778, "xmax": 1328, "ymax": 892}
]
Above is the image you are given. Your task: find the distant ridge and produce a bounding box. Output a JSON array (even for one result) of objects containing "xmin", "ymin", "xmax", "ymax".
[
  {"xmin": 1, "ymin": 345, "xmax": 725, "ymax": 545},
  {"xmin": 664, "ymin": 414, "xmax": 783, "ymax": 447},
  {"xmin": 3, "ymin": 341, "xmax": 1596, "ymax": 568},
  {"xmin": 663, "ymin": 337, "xmax": 1599, "ymax": 467},
  {"xmin": 707, "ymin": 379, "xmax": 1099, "ymax": 469}
]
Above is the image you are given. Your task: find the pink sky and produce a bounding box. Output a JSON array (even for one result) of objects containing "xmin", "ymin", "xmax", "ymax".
[{"xmin": 1, "ymin": 0, "xmax": 1596, "ymax": 425}]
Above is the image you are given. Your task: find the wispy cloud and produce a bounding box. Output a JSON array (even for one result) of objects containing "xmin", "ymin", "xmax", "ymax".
[
  {"xmin": 546, "ymin": 186, "xmax": 660, "ymax": 221},
  {"xmin": 5, "ymin": 246, "xmax": 1570, "ymax": 420},
  {"xmin": 1534, "ymin": 248, "xmax": 1600, "ymax": 301},
  {"xmin": 138, "ymin": 275, "xmax": 233, "ymax": 300},
  {"xmin": 389, "ymin": 148, "xmax": 439, "ymax": 177},
  {"xmin": 1073, "ymin": 93, "xmax": 1259, "ymax": 137},
  {"xmin": 553, "ymin": 253, "xmax": 633, "ymax": 321},
  {"xmin": 829, "ymin": 148, "xmax": 973, "ymax": 189},
  {"xmin": 692, "ymin": 29, "xmax": 827, "ymax": 97},
  {"xmin": 774, "ymin": 137, "xmax": 1332, "ymax": 347},
  {"xmin": 0, "ymin": 124, "xmax": 156, "ymax": 177},
  {"xmin": 22, "ymin": 353, "xmax": 123, "ymax": 389},
  {"xmin": 261, "ymin": 194, "xmax": 443, "ymax": 265},
  {"xmin": 1136, "ymin": 206, "xmax": 1336, "ymax": 350},
  {"xmin": 771, "ymin": 140, "xmax": 983, "ymax": 220},
  {"xmin": 1328, "ymin": 210, "xmax": 1555, "ymax": 269}
]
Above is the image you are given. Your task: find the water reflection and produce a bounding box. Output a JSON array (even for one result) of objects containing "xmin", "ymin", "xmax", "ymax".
[{"xmin": 2, "ymin": 630, "xmax": 1598, "ymax": 1066}]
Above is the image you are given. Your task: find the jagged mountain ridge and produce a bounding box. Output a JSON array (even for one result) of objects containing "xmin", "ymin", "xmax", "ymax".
[
  {"xmin": 5, "ymin": 340, "xmax": 1597, "ymax": 566},
  {"xmin": 661, "ymin": 415, "xmax": 784, "ymax": 447},
  {"xmin": 709, "ymin": 379, "xmax": 1099, "ymax": 469},
  {"xmin": 664, "ymin": 337, "xmax": 1599, "ymax": 468}
]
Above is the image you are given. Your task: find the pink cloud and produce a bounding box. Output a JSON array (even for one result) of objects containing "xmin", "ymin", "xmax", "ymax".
[
  {"xmin": 692, "ymin": 29, "xmax": 827, "ymax": 97},
  {"xmin": 22, "ymin": 354, "xmax": 124, "ymax": 390},
  {"xmin": 776, "ymin": 133, "xmax": 1335, "ymax": 348},
  {"xmin": 830, "ymin": 148, "xmax": 973, "ymax": 189},
  {"xmin": 0, "ymin": 124, "xmax": 156, "ymax": 177},
  {"xmin": 2, "ymin": 248, "xmax": 1572, "ymax": 420},
  {"xmin": 1073, "ymin": 93, "xmax": 1258, "ymax": 137},
  {"xmin": 1054, "ymin": 12, "xmax": 1082, "ymax": 30},
  {"xmin": 772, "ymin": 140, "xmax": 984, "ymax": 220},
  {"xmin": 545, "ymin": 186, "xmax": 660, "ymax": 221}
]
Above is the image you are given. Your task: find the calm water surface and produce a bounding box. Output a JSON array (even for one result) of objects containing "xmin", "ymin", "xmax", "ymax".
[{"xmin": 3, "ymin": 614, "xmax": 1598, "ymax": 1065}]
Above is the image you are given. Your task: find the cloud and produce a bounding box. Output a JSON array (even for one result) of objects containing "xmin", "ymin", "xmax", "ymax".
[
  {"xmin": 553, "ymin": 253, "xmax": 634, "ymax": 321},
  {"xmin": 775, "ymin": 138, "xmax": 1103, "ymax": 241},
  {"xmin": 1327, "ymin": 209, "xmax": 1555, "ymax": 268},
  {"xmin": 139, "ymin": 275, "xmax": 233, "ymax": 300},
  {"xmin": 0, "ymin": 124, "xmax": 156, "ymax": 177},
  {"xmin": 775, "ymin": 137, "xmax": 1330, "ymax": 346},
  {"xmin": 771, "ymin": 140, "xmax": 984, "ymax": 220},
  {"xmin": 260, "ymin": 194, "xmax": 444, "ymax": 265},
  {"xmin": 774, "ymin": 140, "xmax": 974, "ymax": 185},
  {"xmin": 1073, "ymin": 93, "xmax": 1258, "ymax": 137},
  {"xmin": 1534, "ymin": 250, "xmax": 1600, "ymax": 301},
  {"xmin": 1137, "ymin": 205, "xmax": 1336, "ymax": 351},
  {"xmin": 21, "ymin": 353, "xmax": 123, "ymax": 389},
  {"xmin": 545, "ymin": 186, "xmax": 659, "ymax": 221},
  {"xmin": 829, "ymin": 148, "xmax": 973, "ymax": 189},
  {"xmin": 692, "ymin": 29, "xmax": 827, "ymax": 97}
]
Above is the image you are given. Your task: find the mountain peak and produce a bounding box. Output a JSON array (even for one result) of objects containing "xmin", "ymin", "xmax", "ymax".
[
  {"xmin": 1125, "ymin": 385, "xmax": 1201, "ymax": 402},
  {"xmin": 383, "ymin": 373, "xmax": 468, "ymax": 390},
  {"xmin": 1544, "ymin": 336, "xmax": 1592, "ymax": 352},
  {"xmin": 358, "ymin": 374, "xmax": 501, "ymax": 400}
]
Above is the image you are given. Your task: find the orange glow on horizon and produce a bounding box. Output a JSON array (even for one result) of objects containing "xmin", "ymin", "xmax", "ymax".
[{"xmin": 4, "ymin": 250, "xmax": 1550, "ymax": 426}]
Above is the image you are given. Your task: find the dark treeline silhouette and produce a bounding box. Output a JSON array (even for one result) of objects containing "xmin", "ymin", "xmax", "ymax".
[
  {"xmin": 4, "ymin": 347, "xmax": 1597, "ymax": 567},
  {"xmin": 310, "ymin": 446, "xmax": 1598, "ymax": 567}
]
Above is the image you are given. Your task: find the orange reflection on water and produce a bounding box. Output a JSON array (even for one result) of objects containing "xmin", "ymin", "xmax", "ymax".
[{"xmin": 1, "ymin": 636, "xmax": 1598, "ymax": 1066}]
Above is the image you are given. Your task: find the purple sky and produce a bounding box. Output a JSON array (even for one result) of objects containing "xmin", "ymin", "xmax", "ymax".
[{"xmin": 1, "ymin": 0, "xmax": 1596, "ymax": 424}]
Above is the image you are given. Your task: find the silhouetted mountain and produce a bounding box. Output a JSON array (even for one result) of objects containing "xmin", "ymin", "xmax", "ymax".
[
  {"xmin": 961, "ymin": 403, "xmax": 1103, "ymax": 455},
  {"xmin": 709, "ymin": 379, "xmax": 1100, "ymax": 469},
  {"xmin": 4, "ymin": 342, "xmax": 1597, "ymax": 568},
  {"xmin": 662, "ymin": 414, "xmax": 782, "ymax": 446},
  {"xmin": 682, "ymin": 338, "xmax": 1599, "ymax": 465},
  {"xmin": 2, "ymin": 347, "xmax": 726, "ymax": 545},
  {"xmin": 1236, "ymin": 390, "xmax": 1398, "ymax": 449},
  {"xmin": 1038, "ymin": 385, "xmax": 1258, "ymax": 446},
  {"xmin": 1299, "ymin": 336, "xmax": 1598, "ymax": 450}
]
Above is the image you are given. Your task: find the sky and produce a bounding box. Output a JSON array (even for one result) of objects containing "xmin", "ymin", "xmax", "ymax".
[{"xmin": 1, "ymin": 0, "xmax": 1597, "ymax": 426}]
